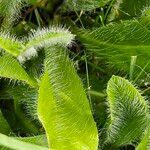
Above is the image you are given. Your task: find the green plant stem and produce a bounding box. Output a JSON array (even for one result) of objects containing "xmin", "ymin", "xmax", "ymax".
[
  {"xmin": 104, "ymin": 0, "xmax": 115, "ymax": 22},
  {"xmin": 129, "ymin": 56, "xmax": 137, "ymax": 81},
  {"xmin": 87, "ymin": 90, "xmax": 106, "ymax": 98},
  {"xmin": 84, "ymin": 51, "xmax": 93, "ymax": 112}
]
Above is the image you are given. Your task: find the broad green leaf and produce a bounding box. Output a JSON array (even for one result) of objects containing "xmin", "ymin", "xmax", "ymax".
[
  {"xmin": 0, "ymin": 133, "xmax": 49, "ymax": 150},
  {"xmin": 0, "ymin": 110, "xmax": 11, "ymax": 135},
  {"xmin": 77, "ymin": 20, "xmax": 150, "ymax": 80},
  {"xmin": 0, "ymin": 55, "xmax": 38, "ymax": 87},
  {"xmin": 105, "ymin": 75, "xmax": 149, "ymax": 147},
  {"xmin": 37, "ymin": 46, "xmax": 98, "ymax": 150}
]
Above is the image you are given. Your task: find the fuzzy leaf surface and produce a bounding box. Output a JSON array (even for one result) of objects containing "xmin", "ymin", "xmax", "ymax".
[
  {"xmin": 37, "ymin": 46, "xmax": 98, "ymax": 150},
  {"xmin": 106, "ymin": 75, "xmax": 149, "ymax": 147},
  {"xmin": 77, "ymin": 20, "xmax": 150, "ymax": 80},
  {"xmin": 18, "ymin": 27, "xmax": 75, "ymax": 62}
]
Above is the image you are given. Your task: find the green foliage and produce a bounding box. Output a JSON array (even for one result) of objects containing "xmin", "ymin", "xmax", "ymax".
[
  {"xmin": 105, "ymin": 75, "xmax": 149, "ymax": 147},
  {"xmin": 0, "ymin": 0, "xmax": 27, "ymax": 29},
  {"xmin": 37, "ymin": 46, "xmax": 98, "ymax": 149},
  {"xmin": 0, "ymin": 27, "xmax": 74, "ymax": 62},
  {"xmin": 0, "ymin": 110, "xmax": 11, "ymax": 135},
  {"xmin": 0, "ymin": 0, "xmax": 150, "ymax": 150},
  {"xmin": 0, "ymin": 32, "xmax": 24, "ymax": 56},
  {"xmin": 64, "ymin": 0, "xmax": 110, "ymax": 11},
  {"xmin": 77, "ymin": 19, "xmax": 150, "ymax": 80},
  {"xmin": 136, "ymin": 127, "xmax": 150, "ymax": 150},
  {"xmin": 114, "ymin": 0, "xmax": 150, "ymax": 20}
]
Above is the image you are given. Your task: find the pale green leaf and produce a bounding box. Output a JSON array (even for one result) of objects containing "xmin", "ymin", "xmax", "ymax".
[
  {"xmin": 37, "ymin": 46, "xmax": 98, "ymax": 149},
  {"xmin": 105, "ymin": 75, "xmax": 149, "ymax": 147}
]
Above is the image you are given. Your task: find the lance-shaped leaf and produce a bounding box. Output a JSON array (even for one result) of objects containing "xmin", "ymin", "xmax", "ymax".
[
  {"xmin": 0, "ymin": 133, "xmax": 49, "ymax": 150},
  {"xmin": 0, "ymin": 110, "xmax": 11, "ymax": 135},
  {"xmin": 105, "ymin": 75, "xmax": 149, "ymax": 147},
  {"xmin": 0, "ymin": 55, "xmax": 37, "ymax": 87},
  {"xmin": 37, "ymin": 46, "xmax": 98, "ymax": 150},
  {"xmin": 77, "ymin": 19, "xmax": 150, "ymax": 80}
]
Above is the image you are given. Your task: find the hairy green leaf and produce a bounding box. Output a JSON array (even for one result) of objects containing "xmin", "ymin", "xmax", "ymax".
[
  {"xmin": 77, "ymin": 19, "xmax": 150, "ymax": 80},
  {"xmin": 105, "ymin": 75, "xmax": 149, "ymax": 147},
  {"xmin": 18, "ymin": 27, "xmax": 75, "ymax": 62},
  {"xmin": 0, "ymin": 55, "xmax": 37, "ymax": 87},
  {"xmin": 37, "ymin": 46, "xmax": 98, "ymax": 149}
]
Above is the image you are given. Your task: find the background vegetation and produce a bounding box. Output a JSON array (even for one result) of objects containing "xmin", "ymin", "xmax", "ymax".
[{"xmin": 0, "ymin": 0, "xmax": 150, "ymax": 150}]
